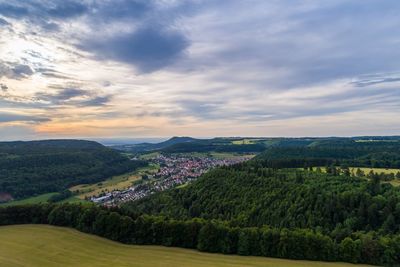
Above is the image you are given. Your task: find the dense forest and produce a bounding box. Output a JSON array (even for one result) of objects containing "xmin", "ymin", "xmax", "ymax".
[
  {"xmin": 0, "ymin": 140, "xmax": 147, "ymax": 200},
  {"xmin": 1, "ymin": 203, "xmax": 399, "ymax": 265},
  {"xmin": 125, "ymin": 166, "xmax": 400, "ymax": 234},
  {"xmin": 257, "ymin": 138, "xmax": 400, "ymax": 168},
  {"xmin": 121, "ymin": 137, "xmax": 400, "ymax": 265}
]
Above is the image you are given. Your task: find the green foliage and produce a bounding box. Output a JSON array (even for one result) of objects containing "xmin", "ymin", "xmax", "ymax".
[
  {"xmin": 126, "ymin": 166, "xmax": 400, "ymax": 235},
  {"xmin": 1, "ymin": 203, "xmax": 399, "ymax": 265},
  {"xmin": 48, "ymin": 190, "xmax": 73, "ymax": 203},
  {"xmin": 256, "ymin": 138, "xmax": 400, "ymax": 169},
  {"xmin": 0, "ymin": 140, "xmax": 147, "ymax": 199}
]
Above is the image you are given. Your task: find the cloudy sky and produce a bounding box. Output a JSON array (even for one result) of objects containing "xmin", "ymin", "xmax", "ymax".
[{"xmin": 0, "ymin": 0, "xmax": 399, "ymax": 140}]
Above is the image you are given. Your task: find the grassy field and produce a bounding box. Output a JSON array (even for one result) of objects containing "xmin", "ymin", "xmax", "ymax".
[
  {"xmin": 0, "ymin": 225, "xmax": 372, "ymax": 267},
  {"xmin": 139, "ymin": 151, "xmax": 161, "ymax": 160},
  {"xmin": 178, "ymin": 152, "xmax": 256, "ymax": 159},
  {"xmin": 349, "ymin": 167, "xmax": 399, "ymax": 175},
  {"xmin": 0, "ymin": 193, "xmax": 57, "ymax": 207},
  {"xmin": 0, "ymin": 193, "xmax": 89, "ymax": 207},
  {"xmin": 311, "ymin": 167, "xmax": 399, "ymax": 175},
  {"xmin": 232, "ymin": 138, "xmax": 257, "ymax": 145},
  {"xmin": 309, "ymin": 167, "xmax": 400, "ymax": 187},
  {"xmin": 70, "ymin": 165, "xmax": 159, "ymax": 199}
]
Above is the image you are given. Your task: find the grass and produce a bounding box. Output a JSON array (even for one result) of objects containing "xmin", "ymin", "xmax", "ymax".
[
  {"xmin": 0, "ymin": 225, "xmax": 372, "ymax": 267},
  {"xmin": 310, "ymin": 167, "xmax": 399, "ymax": 175},
  {"xmin": 232, "ymin": 139, "xmax": 257, "ymax": 145},
  {"xmin": 70, "ymin": 165, "xmax": 159, "ymax": 199},
  {"xmin": 309, "ymin": 167, "xmax": 400, "ymax": 186},
  {"xmin": 178, "ymin": 152, "xmax": 256, "ymax": 159},
  {"xmin": 349, "ymin": 167, "xmax": 400, "ymax": 175},
  {"xmin": 0, "ymin": 193, "xmax": 91, "ymax": 207},
  {"xmin": 139, "ymin": 151, "xmax": 160, "ymax": 160},
  {"xmin": 0, "ymin": 193, "xmax": 58, "ymax": 207}
]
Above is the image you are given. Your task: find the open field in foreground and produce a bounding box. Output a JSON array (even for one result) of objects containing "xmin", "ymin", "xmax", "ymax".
[{"xmin": 0, "ymin": 225, "xmax": 372, "ymax": 267}]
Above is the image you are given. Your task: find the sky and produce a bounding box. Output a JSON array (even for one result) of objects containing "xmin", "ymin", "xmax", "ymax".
[{"xmin": 0, "ymin": 0, "xmax": 400, "ymax": 140}]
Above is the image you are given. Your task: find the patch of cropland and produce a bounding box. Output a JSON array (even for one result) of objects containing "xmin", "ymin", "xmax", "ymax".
[
  {"xmin": 0, "ymin": 225, "xmax": 371, "ymax": 267},
  {"xmin": 0, "ymin": 140, "xmax": 147, "ymax": 201}
]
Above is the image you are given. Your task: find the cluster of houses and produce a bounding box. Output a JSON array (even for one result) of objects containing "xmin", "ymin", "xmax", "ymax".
[{"xmin": 91, "ymin": 154, "xmax": 250, "ymax": 206}]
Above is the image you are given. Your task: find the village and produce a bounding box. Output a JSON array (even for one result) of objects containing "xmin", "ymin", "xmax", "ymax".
[{"xmin": 91, "ymin": 154, "xmax": 250, "ymax": 206}]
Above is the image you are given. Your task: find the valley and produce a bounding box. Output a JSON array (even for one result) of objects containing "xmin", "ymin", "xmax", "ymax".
[{"xmin": 1, "ymin": 136, "xmax": 400, "ymax": 265}]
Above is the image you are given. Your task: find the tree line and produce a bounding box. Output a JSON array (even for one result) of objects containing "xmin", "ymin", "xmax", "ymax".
[{"xmin": 0, "ymin": 203, "xmax": 399, "ymax": 265}]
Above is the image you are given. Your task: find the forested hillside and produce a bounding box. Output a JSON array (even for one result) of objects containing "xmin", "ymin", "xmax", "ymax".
[
  {"xmin": 257, "ymin": 138, "xmax": 400, "ymax": 168},
  {"xmin": 125, "ymin": 166, "xmax": 400, "ymax": 234},
  {"xmin": 122, "ymin": 138, "xmax": 400, "ymax": 265},
  {"xmin": 0, "ymin": 140, "xmax": 147, "ymax": 200}
]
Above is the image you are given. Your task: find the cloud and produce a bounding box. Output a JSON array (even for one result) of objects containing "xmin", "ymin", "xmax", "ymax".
[
  {"xmin": 1, "ymin": 0, "xmax": 400, "ymax": 138},
  {"xmin": 0, "ymin": 111, "xmax": 49, "ymax": 123},
  {"xmin": 0, "ymin": 83, "xmax": 8, "ymax": 92},
  {"xmin": 79, "ymin": 95, "xmax": 111, "ymax": 107},
  {"xmin": 0, "ymin": 17, "xmax": 9, "ymax": 25},
  {"xmin": 350, "ymin": 73, "xmax": 400, "ymax": 87},
  {"xmin": 34, "ymin": 87, "xmax": 112, "ymax": 107},
  {"xmin": 81, "ymin": 26, "xmax": 189, "ymax": 72},
  {"xmin": 0, "ymin": 62, "xmax": 34, "ymax": 79},
  {"xmin": 91, "ymin": 0, "xmax": 150, "ymax": 20},
  {"xmin": 1, "ymin": 1, "xmax": 190, "ymax": 73},
  {"xmin": 46, "ymin": 1, "xmax": 88, "ymax": 19},
  {"xmin": 0, "ymin": 2, "xmax": 29, "ymax": 18},
  {"xmin": 0, "ymin": 0, "xmax": 87, "ymax": 20}
]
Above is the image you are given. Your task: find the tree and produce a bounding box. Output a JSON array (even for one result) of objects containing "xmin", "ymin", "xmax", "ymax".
[
  {"xmin": 356, "ymin": 168, "xmax": 365, "ymax": 177},
  {"xmin": 340, "ymin": 237, "xmax": 361, "ymax": 263},
  {"xmin": 382, "ymin": 214, "xmax": 396, "ymax": 234}
]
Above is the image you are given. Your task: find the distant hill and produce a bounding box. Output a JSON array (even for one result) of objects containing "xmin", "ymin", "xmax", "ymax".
[
  {"xmin": 112, "ymin": 136, "xmax": 267, "ymax": 154},
  {"xmin": 0, "ymin": 139, "xmax": 147, "ymax": 200},
  {"xmin": 111, "ymin": 136, "xmax": 199, "ymax": 152}
]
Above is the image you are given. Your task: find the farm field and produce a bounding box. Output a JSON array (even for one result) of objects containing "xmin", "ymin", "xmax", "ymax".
[
  {"xmin": 349, "ymin": 167, "xmax": 400, "ymax": 175},
  {"xmin": 0, "ymin": 193, "xmax": 57, "ymax": 207},
  {"xmin": 178, "ymin": 152, "xmax": 256, "ymax": 159},
  {"xmin": 231, "ymin": 138, "xmax": 258, "ymax": 145},
  {"xmin": 0, "ymin": 225, "xmax": 372, "ymax": 267},
  {"xmin": 311, "ymin": 166, "xmax": 400, "ymax": 174},
  {"xmin": 308, "ymin": 166, "xmax": 400, "ymax": 187},
  {"xmin": 0, "ymin": 193, "xmax": 89, "ymax": 207},
  {"xmin": 70, "ymin": 164, "xmax": 159, "ymax": 199}
]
